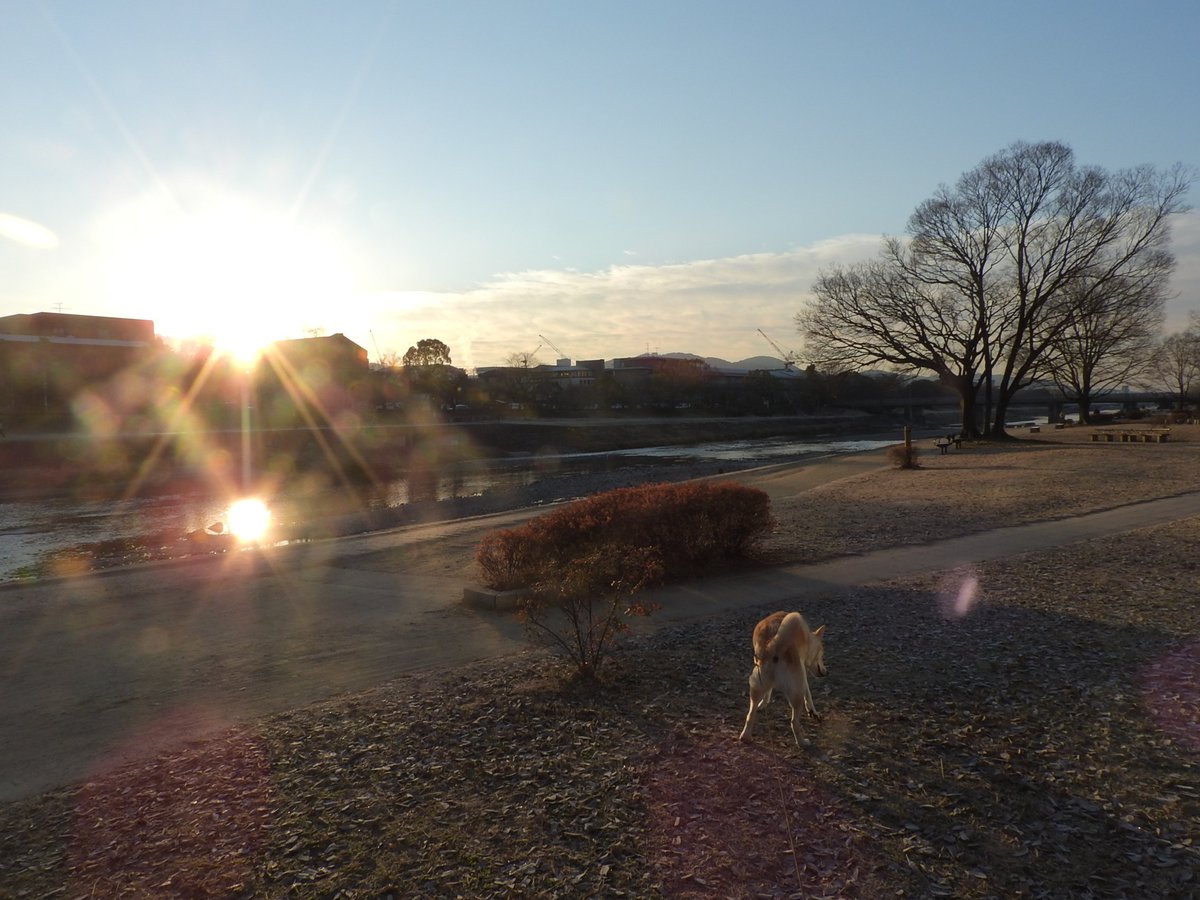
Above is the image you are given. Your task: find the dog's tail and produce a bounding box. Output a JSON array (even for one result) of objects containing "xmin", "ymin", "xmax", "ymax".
[{"xmin": 767, "ymin": 612, "xmax": 805, "ymax": 657}]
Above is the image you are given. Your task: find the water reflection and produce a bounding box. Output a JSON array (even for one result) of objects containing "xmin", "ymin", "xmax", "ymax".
[
  {"xmin": 608, "ymin": 436, "xmax": 895, "ymax": 462},
  {"xmin": 0, "ymin": 435, "xmax": 895, "ymax": 582}
]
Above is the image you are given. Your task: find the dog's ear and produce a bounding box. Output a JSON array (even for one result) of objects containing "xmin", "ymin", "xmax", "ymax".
[{"xmin": 813, "ymin": 624, "xmax": 826, "ymax": 637}]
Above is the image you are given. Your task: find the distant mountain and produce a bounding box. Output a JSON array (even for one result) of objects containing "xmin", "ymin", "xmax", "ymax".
[
  {"xmin": 648, "ymin": 351, "xmax": 795, "ymax": 372},
  {"xmin": 724, "ymin": 355, "xmax": 795, "ymax": 372}
]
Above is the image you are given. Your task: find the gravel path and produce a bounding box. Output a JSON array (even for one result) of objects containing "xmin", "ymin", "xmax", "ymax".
[{"xmin": 2, "ymin": 428, "xmax": 1199, "ymax": 898}]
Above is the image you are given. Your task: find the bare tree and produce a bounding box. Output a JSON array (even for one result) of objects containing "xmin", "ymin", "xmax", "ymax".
[
  {"xmin": 373, "ymin": 349, "xmax": 403, "ymax": 371},
  {"xmin": 900, "ymin": 163, "xmax": 1007, "ymax": 431},
  {"xmin": 1044, "ymin": 273, "xmax": 1166, "ymax": 422},
  {"xmin": 797, "ymin": 141, "xmax": 1193, "ymax": 437},
  {"xmin": 799, "ymin": 259, "xmax": 990, "ymax": 435},
  {"xmin": 492, "ymin": 351, "xmax": 544, "ymax": 408},
  {"xmin": 984, "ymin": 146, "xmax": 1190, "ymax": 434},
  {"xmin": 504, "ymin": 351, "xmax": 542, "ymax": 369},
  {"xmin": 1151, "ymin": 327, "xmax": 1200, "ymax": 409}
]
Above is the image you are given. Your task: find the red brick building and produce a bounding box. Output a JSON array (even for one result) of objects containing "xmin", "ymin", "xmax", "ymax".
[{"xmin": 0, "ymin": 312, "xmax": 157, "ymax": 420}]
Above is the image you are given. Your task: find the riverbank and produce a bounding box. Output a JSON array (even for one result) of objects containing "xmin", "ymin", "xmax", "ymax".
[
  {"xmin": 2, "ymin": 433, "xmax": 1199, "ymax": 896},
  {"xmin": 375, "ymin": 423, "xmax": 1200, "ymax": 582},
  {"xmin": 4, "ymin": 416, "xmax": 906, "ymax": 582},
  {"xmin": 0, "ymin": 411, "xmax": 899, "ymax": 503}
]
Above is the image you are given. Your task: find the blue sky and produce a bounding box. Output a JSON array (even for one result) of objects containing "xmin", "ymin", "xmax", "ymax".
[{"xmin": 2, "ymin": 0, "xmax": 1198, "ymax": 369}]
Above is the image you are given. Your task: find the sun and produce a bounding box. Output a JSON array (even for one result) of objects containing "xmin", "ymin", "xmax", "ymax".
[
  {"xmin": 96, "ymin": 185, "xmax": 357, "ymax": 360},
  {"xmin": 227, "ymin": 497, "xmax": 272, "ymax": 543}
]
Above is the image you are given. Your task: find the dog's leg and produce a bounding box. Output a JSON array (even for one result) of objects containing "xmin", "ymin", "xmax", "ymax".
[
  {"xmin": 739, "ymin": 697, "xmax": 757, "ymax": 741},
  {"xmin": 738, "ymin": 667, "xmax": 766, "ymax": 741},
  {"xmin": 798, "ymin": 665, "xmax": 820, "ymax": 720},
  {"xmin": 787, "ymin": 699, "xmax": 801, "ymax": 747}
]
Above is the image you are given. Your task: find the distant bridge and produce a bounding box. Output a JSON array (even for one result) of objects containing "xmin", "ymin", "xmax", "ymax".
[{"xmin": 851, "ymin": 389, "xmax": 1179, "ymax": 424}]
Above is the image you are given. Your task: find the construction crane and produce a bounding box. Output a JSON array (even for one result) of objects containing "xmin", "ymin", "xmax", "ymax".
[
  {"xmin": 538, "ymin": 334, "xmax": 569, "ymax": 364},
  {"xmin": 757, "ymin": 328, "xmax": 800, "ymax": 370}
]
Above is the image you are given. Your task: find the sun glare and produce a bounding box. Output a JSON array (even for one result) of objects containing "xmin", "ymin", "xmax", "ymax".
[
  {"xmin": 228, "ymin": 497, "xmax": 271, "ymax": 543},
  {"xmin": 97, "ymin": 187, "xmax": 356, "ymax": 356}
]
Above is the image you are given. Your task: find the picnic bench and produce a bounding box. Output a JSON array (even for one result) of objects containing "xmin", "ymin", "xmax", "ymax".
[
  {"xmin": 934, "ymin": 433, "xmax": 964, "ymax": 455},
  {"xmin": 1090, "ymin": 428, "xmax": 1171, "ymax": 443}
]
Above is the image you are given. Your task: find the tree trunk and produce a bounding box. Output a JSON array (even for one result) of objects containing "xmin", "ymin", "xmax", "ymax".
[
  {"xmin": 959, "ymin": 391, "xmax": 981, "ymax": 439},
  {"xmin": 990, "ymin": 395, "xmax": 1013, "ymax": 439},
  {"xmin": 981, "ymin": 378, "xmax": 994, "ymax": 438}
]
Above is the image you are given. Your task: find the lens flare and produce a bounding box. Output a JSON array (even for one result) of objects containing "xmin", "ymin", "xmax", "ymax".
[
  {"xmin": 1140, "ymin": 638, "xmax": 1200, "ymax": 752},
  {"xmin": 938, "ymin": 568, "xmax": 981, "ymax": 620},
  {"xmin": 228, "ymin": 498, "xmax": 271, "ymax": 543}
]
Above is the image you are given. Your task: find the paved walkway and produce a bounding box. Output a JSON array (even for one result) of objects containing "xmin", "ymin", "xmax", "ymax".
[
  {"xmin": 2, "ymin": 451, "xmax": 1198, "ymax": 801},
  {"xmin": 643, "ymin": 489, "xmax": 1200, "ymax": 627}
]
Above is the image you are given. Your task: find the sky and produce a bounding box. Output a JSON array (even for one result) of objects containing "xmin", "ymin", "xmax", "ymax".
[{"xmin": 2, "ymin": 0, "xmax": 1199, "ymax": 371}]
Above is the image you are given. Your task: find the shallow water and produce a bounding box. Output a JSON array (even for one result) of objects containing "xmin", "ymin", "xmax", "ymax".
[
  {"xmin": 607, "ymin": 435, "xmax": 896, "ymax": 462},
  {"xmin": 0, "ymin": 434, "xmax": 896, "ymax": 582}
]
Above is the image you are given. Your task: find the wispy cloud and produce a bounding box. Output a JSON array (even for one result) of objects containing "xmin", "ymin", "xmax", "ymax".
[
  {"xmin": 0, "ymin": 213, "xmax": 59, "ymax": 250},
  {"xmin": 1167, "ymin": 210, "xmax": 1200, "ymax": 329},
  {"xmin": 366, "ymin": 233, "xmax": 882, "ymax": 369},
  {"xmin": 362, "ymin": 215, "xmax": 1200, "ymax": 370}
]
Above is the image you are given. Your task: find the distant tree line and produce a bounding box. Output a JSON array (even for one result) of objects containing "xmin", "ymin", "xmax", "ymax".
[
  {"xmin": 797, "ymin": 141, "xmax": 1194, "ymax": 435},
  {"xmin": 375, "ymin": 342, "xmax": 965, "ymax": 420}
]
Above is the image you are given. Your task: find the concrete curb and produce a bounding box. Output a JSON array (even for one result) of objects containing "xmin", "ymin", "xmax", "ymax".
[{"xmin": 462, "ymin": 585, "xmax": 529, "ymax": 611}]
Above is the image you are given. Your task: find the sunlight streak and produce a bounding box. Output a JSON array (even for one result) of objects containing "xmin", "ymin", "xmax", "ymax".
[
  {"xmin": 106, "ymin": 349, "xmax": 233, "ymax": 506},
  {"xmin": 256, "ymin": 344, "xmax": 382, "ymax": 493}
]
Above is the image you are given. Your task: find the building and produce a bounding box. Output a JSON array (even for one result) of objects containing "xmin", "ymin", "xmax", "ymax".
[
  {"xmin": 533, "ymin": 357, "xmax": 603, "ymax": 389},
  {"xmin": 254, "ymin": 333, "xmax": 371, "ymax": 426},
  {"xmin": 0, "ymin": 312, "xmax": 157, "ymax": 420}
]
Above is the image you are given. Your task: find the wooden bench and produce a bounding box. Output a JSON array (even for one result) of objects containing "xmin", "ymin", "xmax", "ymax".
[
  {"xmin": 1092, "ymin": 429, "xmax": 1172, "ymax": 443},
  {"xmin": 1091, "ymin": 428, "xmax": 1170, "ymax": 443}
]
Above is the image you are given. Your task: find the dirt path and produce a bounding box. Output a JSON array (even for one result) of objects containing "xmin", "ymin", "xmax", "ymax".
[{"xmin": 3, "ymin": 447, "xmax": 1199, "ymax": 802}]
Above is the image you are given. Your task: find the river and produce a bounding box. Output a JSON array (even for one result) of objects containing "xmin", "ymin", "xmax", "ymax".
[{"xmin": 0, "ymin": 433, "xmax": 900, "ymax": 583}]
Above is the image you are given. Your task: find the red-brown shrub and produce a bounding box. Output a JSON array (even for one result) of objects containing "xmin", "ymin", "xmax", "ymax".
[
  {"xmin": 475, "ymin": 480, "xmax": 774, "ymax": 591},
  {"xmin": 516, "ymin": 543, "xmax": 664, "ymax": 680}
]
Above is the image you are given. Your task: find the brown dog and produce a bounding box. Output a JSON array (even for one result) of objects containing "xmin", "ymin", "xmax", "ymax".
[{"xmin": 738, "ymin": 610, "xmax": 827, "ymax": 745}]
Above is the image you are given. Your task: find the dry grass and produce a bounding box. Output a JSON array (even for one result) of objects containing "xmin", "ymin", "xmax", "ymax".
[
  {"xmin": 757, "ymin": 428, "xmax": 1200, "ymax": 564},
  {"xmin": 2, "ymin": 432, "xmax": 1199, "ymax": 898}
]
